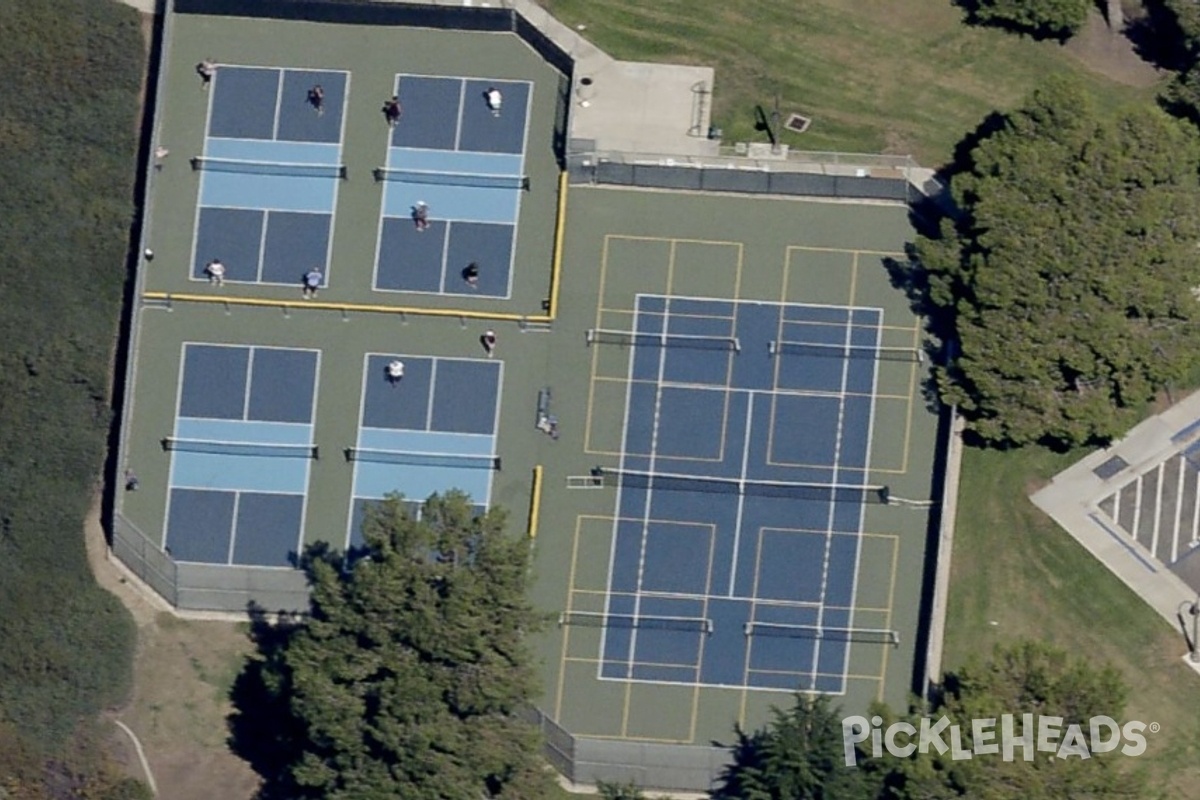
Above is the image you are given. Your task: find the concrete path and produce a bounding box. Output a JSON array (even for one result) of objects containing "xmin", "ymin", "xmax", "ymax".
[{"xmin": 1032, "ymin": 391, "xmax": 1200, "ymax": 656}]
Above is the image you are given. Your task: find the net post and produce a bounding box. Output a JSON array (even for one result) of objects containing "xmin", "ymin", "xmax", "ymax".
[
  {"xmin": 372, "ymin": 167, "xmax": 385, "ymax": 182},
  {"xmin": 338, "ymin": 165, "xmax": 348, "ymax": 180},
  {"xmin": 521, "ymin": 176, "xmax": 531, "ymax": 191},
  {"xmin": 342, "ymin": 448, "xmax": 354, "ymax": 462},
  {"xmin": 585, "ymin": 329, "xmax": 596, "ymax": 346},
  {"xmin": 189, "ymin": 156, "xmax": 202, "ymax": 171},
  {"xmin": 223, "ymin": 300, "xmax": 231, "ymax": 316},
  {"xmin": 341, "ymin": 307, "xmax": 349, "ymax": 322},
  {"xmin": 459, "ymin": 314, "xmax": 467, "ymax": 329},
  {"xmin": 768, "ymin": 341, "xmax": 777, "ymax": 356},
  {"xmin": 281, "ymin": 304, "xmax": 290, "ymax": 319},
  {"xmin": 732, "ymin": 337, "xmax": 742, "ymax": 353}
]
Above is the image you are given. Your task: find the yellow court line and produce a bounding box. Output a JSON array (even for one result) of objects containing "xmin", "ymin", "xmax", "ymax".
[
  {"xmin": 690, "ymin": 505, "xmax": 720, "ymax": 743},
  {"xmin": 547, "ymin": 170, "xmax": 568, "ymax": 319},
  {"xmin": 847, "ymin": 248, "xmax": 860, "ymax": 310},
  {"xmin": 527, "ymin": 466, "xmax": 543, "ymax": 540},
  {"xmin": 738, "ymin": 519, "xmax": 771, "ymax": 728},
  {"xmin": 554, "ymin": 515, "xmax": 589, "ymax": 719},
  {"xmin": 583, "ymin": 236, "xmax": 613, "ymax": 453},
  {"xmin": 551, "ymin": 728, "xmax": 696, "ymax": 745},
  {"xmin": 875, "ymin": 534, "xmax": 902, "ymax": 703},
  {"xmin": 563, "ymin": 655, "xmax": 698, "ymax": 671},
  {"xmin": 895, "ymin": 319, "xmax": 924, "ymax": 476},
  {"xmin": 787, "ymin": 245, "xmax": 906, "ymax": 258},
  {"xmin": 609, "ymin": 234, "xmax": 745, "ymax": 248},
  {"xmin": 620, "ymin": 660, "xmax": 634, "ymax": 738},
  {"xmin": 143, "ymin": 291, "xmax": 547, "ymax": 323}
]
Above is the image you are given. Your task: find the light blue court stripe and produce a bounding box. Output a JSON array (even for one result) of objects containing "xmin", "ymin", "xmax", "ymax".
[
  {"xmin": 382, "ymin": 181, "xmax": 517, "ymax": 224},
  {"xmin": 201, "ymin": 172, "xmax": 335, "ymax": 213},
  {"xmin": 353, "ymin": 462, "xmax": 491, "ymax": 504},
  {"xmin": 176, "ymin": 418, "xmax": 314, "ymax": 444},
  {"xmin": 171, "ymin": 452, "xmax": 308, "ymax": 493},
  {"xmin": 206, "ymin": 138, "xmax": 342, "ymax": 165},
  {"xmin": 358, "ymin": 428, "xmax": 494, "ymax": 455},
  {"xmin": 389, "ymin": 147, "xmax": 523, "ymax": 176}
]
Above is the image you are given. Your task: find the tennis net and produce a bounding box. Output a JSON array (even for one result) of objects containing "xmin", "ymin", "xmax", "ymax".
[
  {"xmin": 586, "ymin": 328, "xmax": 741, "ymax": 352},
  {"xmin": 162, "ymin": 438, "xmax": 319, "ymax": 459},
  {"xmin": 191, "ymin": 156, "xmax": 347, "ymax": 179},
  {"xmin": 344, "ymin": 448, "xmax": 500, "ymax": 470},
  {"xmin": 768, "ymin": 340, "xmax": 923, "ymax": 363},
  {"xmin": 743, "ymin": 622, "xmax": 899, "ymax": 646},
  {"xmin": 372, "ymin": 167, "xmax": 529, "ymax": 190},
  {"xmin": 559, "ymin": 611, "xmax": 713, "ymax": 634},
  {"xmin": 597, "ymin": 467, "xmax": 889, "ymax": 505}
]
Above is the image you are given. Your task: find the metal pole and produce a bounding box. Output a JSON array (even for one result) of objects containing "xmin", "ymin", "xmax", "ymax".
[{"xmin": 1192, "ymin": 598, "xmax": 1200, "ymax": 662}]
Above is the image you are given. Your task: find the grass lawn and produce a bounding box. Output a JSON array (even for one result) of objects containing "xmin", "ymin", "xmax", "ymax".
[
  {"xmin": 538, "ymin": 0, "xmax": 1159, "ymax": 165},
  {"xmin": 945, "ymin": 445, "xmax": 1200, "ymax": 797}
]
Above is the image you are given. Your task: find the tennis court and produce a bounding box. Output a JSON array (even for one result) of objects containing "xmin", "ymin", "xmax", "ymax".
[
  {"xmin": 346, "ymin": 353, "xmax": 503, "ymax": 549},
  {"xmin": 163, "ymin": 342, "xmax": 320, "ymax": 567},
  {"xmin": 374, "ymin": 73, "xmax": 531, "ymax": 298},
  {"xmin": 191, "ymin": 65, "xmax": 348, "ymax": 288},
  {"xmin": 535, "ymin": 191, "xmax": 939, "ymax": 746},
  {"xmin": 582, "ymin": 297, "xmax": 909, "ymax": 693}
]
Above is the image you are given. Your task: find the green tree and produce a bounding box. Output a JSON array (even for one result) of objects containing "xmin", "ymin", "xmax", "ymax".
[
  {"xmin": 259, "ymin": 492, "xmax": 553, "ymax": 800},
  {"xmin": 964, "ymin": 0, "xmax": 1091, "ymax": 40},
  {"xmin": 913, "ymin": 77, "xmax": 1200, "ymax": 446},
  {"xmin": 714, "ymin": 695, "xmax": 881, "ymax": 800},
  {"xmin": 887, "ymin": 641, "xmax": 1141, "ymax": 799}
]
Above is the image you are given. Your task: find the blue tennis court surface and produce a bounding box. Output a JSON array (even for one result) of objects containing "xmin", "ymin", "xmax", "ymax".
[
  {"xmin": 596, "ymin": 296, "xmax": 899, "ymax": 694},
  {"xmin": 374, "ymin": 74, "xmax": 531, "ymax": 298},
  {"xmin": 347, "ymin": 354, "xmax": 503, "ymax": 550},
  {"xmin": 165, "ymin": 343, "xmax": 320, "ymax": 567},
  {"xmin": 192, "ymin": 65, "xmax": 349, "ymax": 288}
]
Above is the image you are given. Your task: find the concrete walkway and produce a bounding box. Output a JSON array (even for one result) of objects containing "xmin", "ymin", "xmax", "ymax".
[{"xmin": 1031, "ymin": 391, "xmax": 1200, "ymax": 659}]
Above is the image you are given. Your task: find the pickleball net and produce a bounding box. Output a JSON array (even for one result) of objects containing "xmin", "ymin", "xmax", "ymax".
[
  {"xmin": 743, "ymin": 622, "xmax": 900, "ymax": 646},
  {"xmin": 162, "ymin": 438, "xmax": 319, "ymax": 459},
  {"xmin": 768, "ymin": 340, "xmax": 924, "ymax": 362},
  {"xmin": 372, "ymin": 167, "xmax": 529, "ymax": 190},
  {"xmin": 559, "ymin": 611, "xmax": 713, "ymax": 634},
  {"xmin": 344, "ymin": 448, "xmax": 501, "ymax": 470},
  {"xmin": 190, "ymin": 156, "xmax": 347, "ymax": 179},
  {"xmin": 595, "ymin": 467, "xmax": 889, "ymax": 504},
  {"xmin": 586, "ymin": 329, "xmax": 741, "ymax": 352}
]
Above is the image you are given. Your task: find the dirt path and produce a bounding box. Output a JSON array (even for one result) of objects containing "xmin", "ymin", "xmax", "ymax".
[
  {"xmin": 1064, "ymin": 8, "xmax": 1163, "ymax": 88},
  {"xmin": 87, "ymin": 496, "xmax": 263, "ymax": 800}
]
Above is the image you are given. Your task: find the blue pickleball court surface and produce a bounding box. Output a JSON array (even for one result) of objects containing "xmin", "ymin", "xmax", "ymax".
[
  {"xmin": 346, "ymin": 353, "xmax": 503, "ymax": 551},
  {"xmin": 373, "ymin": 74, "xmax": 531, "ymax": 299},
  {"xmin": 191, "ymin": 65, "xmax": 349, "ymax": 288},
  {"xmin": 592, "ymin": 296, "xmax": 898, "ymax": 694},
  {"xmin": 164, "ymin": 343, "xmax": 320, "ymax": 568}
]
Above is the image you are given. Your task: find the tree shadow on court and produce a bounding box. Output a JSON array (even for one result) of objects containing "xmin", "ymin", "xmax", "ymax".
[
  {"xmin": 886, "ymin": 111, "xmax": 1011, "ymax": 416},
  {"xmin": 227, "ymin": 602, "xmax": 309, "ymax": 799}
]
